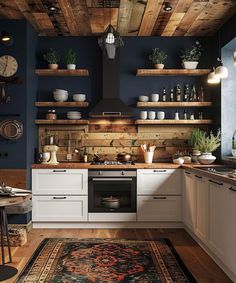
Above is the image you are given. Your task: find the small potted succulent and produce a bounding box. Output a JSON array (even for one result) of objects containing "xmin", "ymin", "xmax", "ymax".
[
  {"xmin": 197, "ymin": 129, "xmax": 221, "ymax": 165},
  {"xmin": 43, "ymin": 48, "xmax": 60, "ymax": 70},
  {"xmin": 149, "ymin": 48, "xmax": 167, "ymax": 69},
  {"xmin": 65, "ymin": 48, "xmax": 77, "ymax": 70},
  {"xmin": 180, "ymin": 41, "xmax": 202, "ymax": 69}
]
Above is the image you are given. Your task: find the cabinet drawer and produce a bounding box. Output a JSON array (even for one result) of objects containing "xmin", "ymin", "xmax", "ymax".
[
  {"xmin": 32, "ymin": 169, "xmax": 88, "ymax": 195},
  {"xmin": 32, "ymin": 196, "xmax": 88, "ymax": 222},
  {"xmin": 137, "ymin": 169, "xmax": 181, "ymax": 195},
  {"xmin": 137, "ymin": 196, "xmax": 182, "ymax": 222}
]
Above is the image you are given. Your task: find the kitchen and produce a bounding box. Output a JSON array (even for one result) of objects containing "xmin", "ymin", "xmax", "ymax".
[{"xmin": 0, "ymin": 0, "xmax": 236, "ymax": 282}]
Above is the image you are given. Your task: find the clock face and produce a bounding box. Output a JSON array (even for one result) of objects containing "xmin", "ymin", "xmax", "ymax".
[{"xmin": 0, "ymin": 55, "xmax": 18, "ymax": 77}]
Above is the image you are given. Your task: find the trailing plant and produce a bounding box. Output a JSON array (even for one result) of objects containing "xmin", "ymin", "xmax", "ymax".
[
  {"xmin": 198, "ymin": 129, "xmax": 221, "ymax": 153},
  {"xmin": 65, "ymin": 48, "xmax": 77, "ymax": 65},
  {"xmin": 149, "ymin": 48, "xmax": 167, "ymax": 64},
  {"xmin": 181, "ymin": 41, "xmax": 202, "ymax": 62},
  {"xmin": 43, "ymin": 48, "xmax": 60, "ymax": 64},
  {"xmin": 189, "ymin": 128, "xmax": 205, "ymax": 150}
]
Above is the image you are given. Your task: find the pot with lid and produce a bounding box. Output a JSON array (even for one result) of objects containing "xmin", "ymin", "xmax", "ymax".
[
  {"xmin": 102, "ymin": 196, "xmax": 120, "ymax": 208},
  {"xmin": 116, "ymin": 152, "xmax": 131, "ymax": 163}
]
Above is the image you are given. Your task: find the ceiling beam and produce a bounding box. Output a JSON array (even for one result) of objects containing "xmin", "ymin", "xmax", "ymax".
[
  {"xmin": 117, "ymin": 0, "xmax": 134, "ymax": 35},
  {"xmin": 138, "ymin": 0, "xmax": 164, "ymax": 36}
]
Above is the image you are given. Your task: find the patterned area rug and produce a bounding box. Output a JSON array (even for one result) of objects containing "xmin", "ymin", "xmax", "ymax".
[{"xmin": 16, "ymin": 238, "xmax": 196, "ymax": 283}]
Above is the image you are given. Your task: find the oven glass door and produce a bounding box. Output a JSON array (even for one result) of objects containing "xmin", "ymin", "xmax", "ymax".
[{"xmin": 88, "ymin": 177, "xmax": 136, "ymax": 212}]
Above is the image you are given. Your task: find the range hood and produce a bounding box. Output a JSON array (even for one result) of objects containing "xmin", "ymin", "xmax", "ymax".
[{"xmin": 89, "ymin": 51, "xmax": 133, "ymax": 118}]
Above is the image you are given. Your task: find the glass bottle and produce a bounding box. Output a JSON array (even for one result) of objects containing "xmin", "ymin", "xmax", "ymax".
[
  {"xmin": 198, "ymin": 86, "xmax": 205, "ymax": 102},
  {"xmin": 183, "ymin": 84, "xmax": 190, "ymax": 102},
  {"xmin": 174, "ymin": 109, "xmax": 179, "ymax": 120},
  {"xmin": 176, "ymin": 84, "xmax": 181, "ymax": 102},
  {"xmin": 170, "ymin": 88, "xmax": 174, "ymax": 102},
  {"xmin": 183, "ymin": 110, "xmax": 187, "ymax": 120},
  {"xmin": 162, "ymin": 87, "xmax": 166, "ymax": 102}
]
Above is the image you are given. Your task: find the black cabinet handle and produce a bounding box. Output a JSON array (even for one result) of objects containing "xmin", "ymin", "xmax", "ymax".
[
  {"xmin": 153, "ymin": 196, "xmax": 167, "ymax": 200},
  {"xmin": 195, "ymin": 175, "xmax": 202, "ymax": 179},
  {"xmin": 208, "ymin": 180, "xmax": 223, "ymax": 186},
  {"xmin": 185, "ymin": 171, "xmax": 191, "ymax": 175},
  {"xmin": 53, "ymin": 170, "xmax": 67, "ymax": 173},
  {"xmin": 53, "ymin": 196, "xmax": 67, "ymax": 199},
  {"xmin": 153, "ymin": 170, "xmax": 167, "ymax": 173},
  {"xmin": 228, "ymin": 187, "xmax": 236, "ymax": 192}
]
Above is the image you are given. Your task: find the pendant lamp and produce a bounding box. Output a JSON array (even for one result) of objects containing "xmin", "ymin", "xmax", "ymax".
[
  {"xmin": 215, "ymin": 58, "xmax": 228, "ymax": 79},
  {"xmin": 207, "ymin": 68, "xmax": 220, "ymax": 84},
  {"xmin": 98, "ymin": 24, "xmax": 124, "ymax": 60}
]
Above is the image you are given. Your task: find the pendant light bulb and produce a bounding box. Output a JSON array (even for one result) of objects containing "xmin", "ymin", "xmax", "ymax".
[
  {"xmin": 215, "ymin": 65, "xmax": 228, "ymax": 79},
  {"xmin": 233, "ymin": 51, "xmax": 236, "ymax": 66},
  {"xmin": 207, "ymin": 70, "xmax": 220, "ymax": 84},
  {"xmin": 105, "ymin": 32, "xmax": 115, "ymax": 44}
]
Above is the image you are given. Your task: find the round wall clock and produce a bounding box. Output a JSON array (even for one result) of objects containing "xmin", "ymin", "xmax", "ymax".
[{"xmin": 0, "ymin": 55, "xmax": 18, "ymax": 77}]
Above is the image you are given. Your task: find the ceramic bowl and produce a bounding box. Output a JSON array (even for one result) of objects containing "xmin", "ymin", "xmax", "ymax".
[
  {"xmin": 53, "ymin": 91, "xmax": 68, "ymax": 102},
  {"xmin": 173, "ymin": 157, "xmax": 185, "ymax": 165},
  {"xmin": 73, "ymin": 94, "xmax": 86, "ymax": 102},
  {"xmin": 139, "ymin": 96, "xmax": 149, "ymax": 102}
]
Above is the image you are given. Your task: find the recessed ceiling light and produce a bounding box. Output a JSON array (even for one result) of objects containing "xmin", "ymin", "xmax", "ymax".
[
  {"xmin": 163, "ymin": 2, "xmax": 172, "ymax": 12},
  {"xmin": 48, "ymin": 5, "xmax": 57, "ymax": 11}
]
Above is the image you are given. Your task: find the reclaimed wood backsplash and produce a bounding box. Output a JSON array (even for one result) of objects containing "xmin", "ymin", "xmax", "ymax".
[{"xmin": 38, "ymin": 122, "xmax": 207, "ymax": 162}]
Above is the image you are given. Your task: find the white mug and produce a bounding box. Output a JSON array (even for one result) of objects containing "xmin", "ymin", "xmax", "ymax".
[
  {"xmin": 151, "ymin": 93, "xmax": 159, "ymax": 102},
  {"xmin": 148, "ymin": 111, "xmax": 156, "ymax": 120},
  {"xmin": 140, "ymin": 111, "xmax": 148, "ymax": 120},
  {"xmin": 157, "ymin": 111, "xmax": 165, "ymax": 120}
]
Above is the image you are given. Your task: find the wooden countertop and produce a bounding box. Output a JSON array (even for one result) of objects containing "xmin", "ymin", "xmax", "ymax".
[{"xmin": 32, "ymin": 162, "xmax": 182, "ymax": 169}]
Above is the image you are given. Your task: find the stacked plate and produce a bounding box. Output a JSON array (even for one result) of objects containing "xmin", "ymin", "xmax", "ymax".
[{"xmin": 67, "ymin": 111, "xmax": 81, "ymax": 120}]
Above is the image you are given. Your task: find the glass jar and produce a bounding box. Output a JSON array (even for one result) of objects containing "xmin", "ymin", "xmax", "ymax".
[{"xmin": 46, "ymin": 110, "xmax": 57, "ymax": 120}]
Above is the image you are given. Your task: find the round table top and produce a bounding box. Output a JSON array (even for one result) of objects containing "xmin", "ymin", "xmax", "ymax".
[{"xmin": 0, "ymin": 194, "xmax": 31, "ymax": 207}]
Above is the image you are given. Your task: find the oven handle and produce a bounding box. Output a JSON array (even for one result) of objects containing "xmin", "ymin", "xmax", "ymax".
[{"xmin": 92, "ymin": 178, "xmax": 133, "ymax": 181}]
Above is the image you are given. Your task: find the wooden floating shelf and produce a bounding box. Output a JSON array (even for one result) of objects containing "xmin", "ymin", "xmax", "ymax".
[
  {"xmin": 135, "ymin": 119, "xmax": 213, "ymax": 125},
  {"xmin": 35, "ymin": 120, "xmax": 89, "ymax": 125},
  {"xmin": 136, "ymin": 69, "xmax": 211, "ymax": 76},
  {"xmin": 35, "ymin": 102, "xmax": 89, "ymax": 107},
  {"xmin": 35, "ymin": 69, "xmax": 89, "ymax": 76},
  {"xmin": 137, "ymin": 102, "xmax": 212, "ymax": 108}
]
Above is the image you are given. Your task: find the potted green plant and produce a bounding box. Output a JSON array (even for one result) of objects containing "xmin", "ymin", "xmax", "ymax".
[
  {"xmin": 189, "ymin": 128, "xmax": 204, "ymax": 162},
  {"xmin": 43, "ymin": 48, "xmax": 60, "ymax": 70},
  {"xmin": 149, "ymin": 48, "xmax": 167, "ymax": 69},
  {"xmin": 65, "ymin": 48, "xmax": 77, "ymax": 70},
  {"xmin": 197, "ymin": 129, "xmax": 221, "ymax": 165},
  {"xmin": 180, "ymin": 41, "xmax": 202, "ymax": 69}
]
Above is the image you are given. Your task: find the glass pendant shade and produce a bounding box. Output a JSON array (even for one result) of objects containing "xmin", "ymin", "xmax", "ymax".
[
  {"xmin": 207, "ymin": 71, "xmax": 220, "ymax": 84},
  {"xmin": 98, "ymin": 24, "xmax": 124, "ymax": 60},
  {"xmin": 215, "ymin": 65, "xmax": 228, "ymax": 79}
]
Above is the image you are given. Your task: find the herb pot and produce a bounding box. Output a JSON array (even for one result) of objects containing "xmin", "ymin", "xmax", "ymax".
[
  {"xmin": 154, "ymin": 63, "xmax": 164, "ymax": 69},
  {"xmin": 198, "ymin": 152, "xmax": 216, "ymax": 165},
  {"xmin": 49, "ymin": 64, "xmax": 58, "ymax": 70},
  {"xmin": 67, "ymin": 64, "xmax": 76, "ymax": 70},
  {"xmin": 183, "ymin": 61, "xmax": 198, "ymax": 70}
]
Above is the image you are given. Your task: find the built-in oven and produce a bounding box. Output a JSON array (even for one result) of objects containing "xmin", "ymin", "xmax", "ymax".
[{"xmin": 88, "ymin": 170, "xmax": 136, "ymax": 215}]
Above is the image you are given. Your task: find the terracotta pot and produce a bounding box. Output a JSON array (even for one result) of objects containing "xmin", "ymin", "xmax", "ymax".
[
  {"xmin": 49, "ymin": 64, "xmax": 58, "ymax": 70},
  {"xmin": 154, "ymin": 63, "xmax": 164, "ymax": 69}
]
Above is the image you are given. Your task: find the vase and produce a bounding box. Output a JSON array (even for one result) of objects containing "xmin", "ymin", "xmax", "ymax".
[
  {"xmin": 49, "ymin": 64, "xmax": 58, "ymax": 70},
  {"xmin": 183, "ymin": 61, "xmax": 198, "ymax": 70},
  {"xmin": 67, "ymin": 64, "xmax": 76, "ymax": 70},
  {"xmin": 144, "ymin": 152, "xmax": 154, "ymax": 164},
  {"xmin": 198, "ymin": 152, "xmax": 216, "ymax": 165},
  {"xmin": 154, "ymin": 63, "xmax": 164, "ymax": 69}
]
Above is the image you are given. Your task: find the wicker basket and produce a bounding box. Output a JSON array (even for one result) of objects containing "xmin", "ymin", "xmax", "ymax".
[{"xmin": 4, "ymin": 227, "xmax": 27, "ymax": 246}]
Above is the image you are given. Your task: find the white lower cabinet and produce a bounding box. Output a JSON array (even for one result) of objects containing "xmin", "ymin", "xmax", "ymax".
[
  {"xmin": 33, "ymin": 196, "xmax": 88, "ymax": 222},
  {"xmin": 183, "ymin": 171, "xmax": 196, "ymax": 232},
  {"xmin": 195, "ymin": 175, "xmax": 209, "ymax": 244},
  {"xmin": 137, "ymin": 196, "xmax": 181, "ymax": 221},
  {"xmin": 137, "ymin": 169, "xmax": 182, "ymax": 222}
]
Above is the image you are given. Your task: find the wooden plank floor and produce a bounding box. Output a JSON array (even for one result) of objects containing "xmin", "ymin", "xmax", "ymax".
[{"xmin": 1, "ymin": 228, "xmax": 232, "ymax": 283}]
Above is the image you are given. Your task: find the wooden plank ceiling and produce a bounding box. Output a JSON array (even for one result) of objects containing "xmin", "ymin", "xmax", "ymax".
[{"xmin": 0, "ymin": 0, "xmax": 236, "ymax": 36}]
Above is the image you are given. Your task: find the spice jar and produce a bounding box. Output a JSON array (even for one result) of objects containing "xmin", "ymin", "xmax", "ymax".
[{"xmin": 46, "ymin": 110, "xmax": 57, "ymax": 120}]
